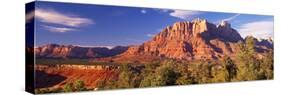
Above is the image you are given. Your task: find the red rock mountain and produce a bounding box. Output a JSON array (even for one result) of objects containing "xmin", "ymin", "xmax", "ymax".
[
  {"xmin": 35, "ymin": 44, "xmax": 128, "ymax": 58},
  {"xmin": 34, "ymin": 18, "xmax": 273, "ymax": 62},
  {"xmin": 113, "ymin": 19, "xmax": 271, "ymax": 62}
]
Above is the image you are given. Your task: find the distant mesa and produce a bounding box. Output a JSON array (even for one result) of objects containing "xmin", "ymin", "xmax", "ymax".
[{"xmin": 34, "ymin": 44, "xmax": 128, "ymax": 58}]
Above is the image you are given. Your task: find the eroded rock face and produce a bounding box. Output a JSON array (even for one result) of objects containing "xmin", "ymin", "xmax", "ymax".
[
  {"xmin": 116, "ymin": 19, "xmax": 245, "ymax": 61},
  {"xmin": 35, "ymin": 44, "xmax": 128, "ymax": 58}
]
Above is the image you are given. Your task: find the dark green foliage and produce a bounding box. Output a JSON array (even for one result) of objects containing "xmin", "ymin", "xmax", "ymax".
[
  {"xmin": 139, "ymin": 62, "xmax": 160, "ymax": 87},
  {"xmin": 117, "ymin": 64, "xmax": 135, "ymax": 88},
  {"xmin": 211, "ymin": 65, "xmax": 227, "ymax": 82},
  {"xmin": 152, "ymin": 61, "xmax": 178, "ymax": 86},
  {"xmin": 211, "ymin": 58, "xmax": 232, "ymax": 83},
  {"xmin": 96, "ymin": 64, "xmax": 142, "ymax": 89},
  {"xmin": 139, "ymin": 74, "xmax": 155, "ymax": 87},
  {"xmin": 96, "ymin": 78, "xmax": 119, "ymax": 90},
  {"xmin": 93, "ymin": 37, "xmax": 273, "ymax": 90},
  {"xmin": 189, "ymin": 61, "xmax": 212, "ymax": 84},
  {"xmin": 140, "ymin": 60, "xmax": 179, "ymax": 87},
  {"xmin": 175, "ymin": 63, "xmax": 193, "ymax": 85},
  {"xmin": 35, "ymin": 36, "xmax": 273, "ymax": 93},
  {"xmin": 236, "ymin": 36, "xmax": 260, "ymax": 81},
  {"xmin": 259, "ymin": 51, "xmax": 274, "ymax": 79},
  {"xmin": 221, "ymin": 57, "xmax": 237, "ymax": 82}
]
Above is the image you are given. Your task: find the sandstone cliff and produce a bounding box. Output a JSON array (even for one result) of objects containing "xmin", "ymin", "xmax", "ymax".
[
  {"xmin": 113, "ymin": 19, "xmax": 272, "ymax": 62},
  {"xmin": 34, "ymin": 18, "xmax": 273, "ymax": 62}
]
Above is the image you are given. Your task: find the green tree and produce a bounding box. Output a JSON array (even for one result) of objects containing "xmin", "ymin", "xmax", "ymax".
[
  {"xmin": 117, "ymin": 64, "xmax": 135, "ymax": 88},
  {"xmin": 96, "ymin": 78, "xmax": 118, "ymax": 90},
  {"xmin": 222, "ymin": 57, "xmax": 237, "ymax": 81},
  {"xmin": 139, "ymin": 73, "xmax": 155, "ymax": 87},
  {"xmin": 211, "ymin": 63, "xmax": 229, "ymax": 82},
  {"xmin": 107, "ymin": 79, "xmax": 118, "ymax": 89},
  {"xmin": 152, "ymin": 61, "xmax": 178, "ymax": 86},
  {"xmin": 140, "ymin": 60, "xmax": 178, "ymax": 87},
  {"xmin": 259, "ymin": 51, "xmax": 274, "ymax": 79},
  {"xmin": 236, "ymin": 36, "xmax": 260, "ymax": 81},
  {"xmin": 190, "ymin": 61, "xmax": 212, "ymax": 84},
  {"xmin": 139, "ymin": 62, "xmax": 160, "ymax": 87},
  {"xmin": 175, "ymin": 63, "xmax": 193, "ymax": 85}
]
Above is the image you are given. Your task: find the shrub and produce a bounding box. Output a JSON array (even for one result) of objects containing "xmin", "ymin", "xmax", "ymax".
[
  {"xmin": 63, "ymin": 83, "xmax": 74, "ymax": 92},
  {"xmin": 74, "ymin": 80, "xmax": 86, "ymax": 91}
]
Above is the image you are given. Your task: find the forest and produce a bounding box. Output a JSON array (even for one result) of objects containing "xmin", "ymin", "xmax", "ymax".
[{"xmin": 34, "ymin": 37, "xmax": 273, "ymax": 94}]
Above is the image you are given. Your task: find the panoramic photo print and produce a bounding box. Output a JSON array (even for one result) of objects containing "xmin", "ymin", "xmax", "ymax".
[{"xmin": 26, "ymin": 1, "xmax": 274, "ymax": 94}]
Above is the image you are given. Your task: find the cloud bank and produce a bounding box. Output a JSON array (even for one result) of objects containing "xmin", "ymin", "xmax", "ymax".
[
  {"xmin": 169, "ymin": 10, "xmax": 201, "ymax": 20},
  {"xmin": 42, "ymin": 25, "xmax": 77, "ymax": 33},
  {"xmin": 238, "ymin": 20, "xmax": 273, "ymax": 39},
  {"xmin": 221, "ymin": 14, "xmax": 240, "ymax": 22},
  {"xmin": 35, "ymin": 8, "xmax": 93, "ymax": 27},
  {"xmin": 141, "ymin": 9, "xmax": 147, "ymax": 14}
]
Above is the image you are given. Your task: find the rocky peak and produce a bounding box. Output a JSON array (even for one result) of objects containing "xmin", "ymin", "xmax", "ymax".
[
  {"xmin": 192, "ymin": 18, "xmax": 207, "ymax": 23},
  {"xmin": 153, "ymin": 18, "xmax": 212, "ymax": 42},
  {"xmin": 116, "ymin": 18, "xmax": 245, "ymax": 61},
  {"xmin": 216, "ymin": 21, "xmax": 243, "ymax": 42},
  {"xmin": 256, "ymin": 37, "xmax": 274, "ymax": 49},
  {"xmin": 217, "ymin": 21, "xmax": 231, "ymax": 28}
]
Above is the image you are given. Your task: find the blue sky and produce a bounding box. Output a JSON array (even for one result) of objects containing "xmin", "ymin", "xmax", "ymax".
[{"xmin": 27, "ymin": 1, "xmax": 274, "ymax": 47}]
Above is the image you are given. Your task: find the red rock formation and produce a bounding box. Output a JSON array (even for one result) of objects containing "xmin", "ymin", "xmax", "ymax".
[
  {"xmin": 115, "ymin": 19, "xmax": 245, "ymax": 62},
  {"xmin": 35, "ymin": 65, "xmax": 118, "ymax": 89},
  {"xmin": 34, "ymin": 18, "xmax": 273, "ymax": 62},
  {"xmin": 35, "ymin": 44, "xmax": 128, "ymax": 58}
]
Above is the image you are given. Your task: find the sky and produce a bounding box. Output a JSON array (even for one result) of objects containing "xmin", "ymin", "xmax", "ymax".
[{"xmin": 26, "ymin": 1, "xmax": 274, "ymax": 47}]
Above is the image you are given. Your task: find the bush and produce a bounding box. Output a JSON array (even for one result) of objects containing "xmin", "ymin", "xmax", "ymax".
[
  {"xmin": 63, "ymin": 83, "xmax": 74, "ymax": 92},
  {"xmin": 259, "ymin": 51, "xmax": 274, "ymax": 79},
  {"xmin": 116, "ymin": 64, "xmax": 135, "ymax": 88},
  {"xmin": 74, "ymin": 80, "xmax": 86, "ymax": 91},
  {"xmin": 175, "ymin": 62, "xmax": 193, "ymax": 85},
  {"xmin": 153, "ymin": 61, "xmax": 178, "ymax": 86}
]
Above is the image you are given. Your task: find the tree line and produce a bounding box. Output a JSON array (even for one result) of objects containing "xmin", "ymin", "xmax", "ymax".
[
  {"xmin": 96, "ymin": 36, "xmax": 273, "ymax": 90},
  {"xmin": 34, "ymin": 36, "xmax": 273, "ymax": 93}
]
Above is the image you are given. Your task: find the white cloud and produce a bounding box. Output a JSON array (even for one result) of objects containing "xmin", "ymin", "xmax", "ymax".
[
  {"xmin": 221, "ymin": 14, "xmax": 240, "ymax": 22},
  {"xmin": 35, "ymin": 8, "xmax": 93, "ymax": 27},
  {"xmin": 146, "ymin": 33, "xmax": 155, "ymax": 37},
  {"xmin": 141, "ymin": 9, "xmax": 147, "ymax": 14},
  {"xmin": 42, "ymin": 25, "xmax": 77, "ymax": 33},
  {"xmin": 169, "ymin": 10, "xmax": 201, "ymax": 20},
  {"xmin": 154, "ymin": 9, "xmax": 170, "ymax": 13},
  {"xmin": 238, "ymin": 20, "xmax": 273, "ymax": 39},
  {"xmin": 160, "ymin": 9, "xmax": 170, "ymax": 13}
]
